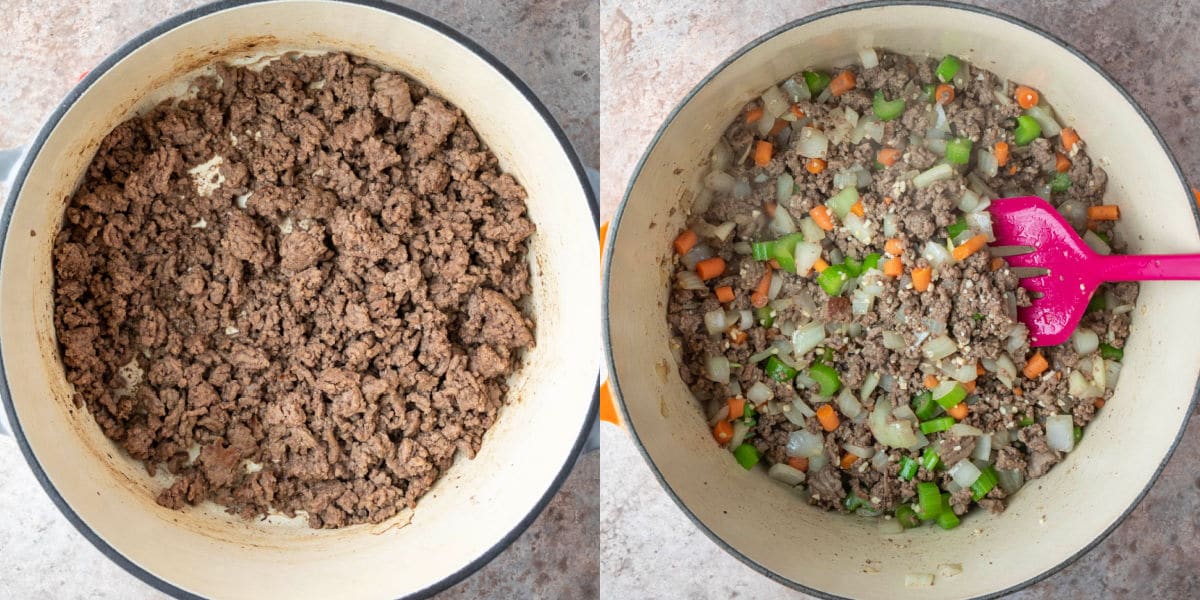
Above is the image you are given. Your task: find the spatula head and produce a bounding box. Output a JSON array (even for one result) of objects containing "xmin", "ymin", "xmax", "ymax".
[{"xmin": 986, "ymin": 196, "xmax": 1099, "ymax": 347}]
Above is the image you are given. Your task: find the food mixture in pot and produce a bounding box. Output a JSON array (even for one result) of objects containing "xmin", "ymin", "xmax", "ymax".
[
  {"xmin": 669, "ymin": 50, "xmax": 1133, "ymax": 529},
  {"xmin": 53, "ymin": 52, "xmax": 535, "ymax": 528}
]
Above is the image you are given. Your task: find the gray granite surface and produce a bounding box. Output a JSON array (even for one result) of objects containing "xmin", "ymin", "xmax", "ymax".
[
  {"xmin": 600, "ymin": 1, "xmax": 1200, "ymax": 599},
  {"xmin": 0, "ymin": 1, "xmax": 598, "ymax": 598}
]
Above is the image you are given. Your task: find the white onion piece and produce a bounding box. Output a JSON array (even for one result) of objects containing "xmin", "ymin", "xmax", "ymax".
[
  {"xmin": 977, "ymin": 149, "xmax": 999, "ymax": 178},
  {"xmin": 787, "ymin": 430, "xmax": 825, "ymax": 458},
  {"xmin": 776, "ymin": 174, "xmax": 795, "ymax": 205},
  {"xmin": 792, "ymin": 397, "xmax": 817, "ymax": 418},
  {"xmin": 965, "ymin": 211, "xmax": 994, "ymax": 242},
  {"xmin": 922, "ymin": 240, "xmax": 953, "ymax": 269},
  {"xmin": 859, "ymin": 47, "xmax": 879, "ymax": 68},
  {"xmin": 882, "ymin": 331, "xmax": 906, "ymax": 350},
  {"xmin": 1091, "ymin": 355, "xmax": 1107, "ymax": 391},
  {"xmin": 1046, "ymin": 414, "xmax": 1075, "ymax": 452},
  {"xmin": 907, "ymin": 427, "xmax": 930, "ymax": 452},
  {"xmin": 913, "ymin": 163, "xmax": 955, "ymax": 189},
  {"xmin": 949, "ymin": 459, "xmax": 982, "ymax": 487},
  {"xmin": 1056, "ymin": 199, "xmax": 1088, "ymax": 231},
  {"xmin": 730, "ymin": 420, "xmax": 750, "ymax": 449},
  {"xmin": 725, "ymin": 309, "xmax": 741, "ymax": 330},
  {"xmin": 796, "ymin": 127, "xmax": 830, "ymax": 159},
  {"xmin": 809, "ymin": 455, "xmax": 829, "ymax": 474},
  {"xmin": 703, "ymin": 309, "xmax": 727, "ymax": 336},
  {"xmin": 972, "ymin": 435, "xmax": 992, "ymax": 461},
  {"xmin": 872, "ymin": 451, "xmax": 891, "ymax": 473},
  {"xmin": 923, "ymin": 335, "xmax": 957, "ymax": 361},
  {"xmin": 939, "ymin": 361, "xmax": 977, "ymax": 383},
  {"xmin": 782, "ymin": 77, "xmax": 810, "ymax": 102},
  {"xmin": 713, "ymin": 221, "xmax": 737, "ymax": 241},
  {"xmin": 1025, "ymin": 105, "xmax": 1062, "ymax": 136},
  {"xmin": 707, "ymin": 405, "xmax": 730, "ymax": 427},
  {"xmin": 924, "ymin": 137, "xmax": 948, "ymax": 155},
  {"xmin": 676, "ymin": 271, "xmax": 707, "ymax": 290},
  {"xmin": 934, "ymin": 103, "xmax": 950, "ymax": 133},
  {"xmin": 882, "ymin": 212, "xmax": 899, "ymax": 237},
  {"xmin": 747, "ymin": 381, "xmax": 773, "ymax": 405},
  {"xmin": 851, "ymin": 289, "xmax": 874, "ymax": 316},
  {"xmin": 768, "ymin": 463, "xmax": 807, "ymax": 486},
  {"xmin": 761, "ymin": 85, "xmax": 791, "ymax": 119},
  {"xmin": 681, "ymin": 243, "xmax": 714, "ymax": 270},
  {"xmin": 833, "ymin": 169, "xmax": 861, "ymax": 190},
  {"xmin": 711, "ymin": 141, "xmax": 734, "ymax": 172},
  {"xmin": 893, "ymin": 403, "xmax": 917, "ymax": 421},
  {"xmin": 958, "ymin": 189, "xmax": 981, "ymax": 212},
  {"xmin": 870, "ymin": 399, "xmax": 919, "ymax": 448},
  {"xmin": 996, "ymin": 468, "xmax": 1024, "ymax": 494},
  {"xmin": 1072, "ymin": 328, "xmax": 1100, "ymax": 355},
  {"xmin": 837, "ymin": 389, "xmax": 864, "ymax": 420},
  {"xmin": 950, "ymin": 423, "xmax": 983, "ymax": 437},
  {"xmin": 1068, "ymin": 370, "xmax": 1103, "ymax": 399},
  {"xmin": 861, "ymin": 371, "xmax": 881, "ymax": 401},
  {"xmin": 704, "ymin": 170, "xmax": 736, "ymax": 193},
  {"xmin": 793, "ymin": 242, "xmax": 823, "ymax": 276},
  {"xmin": 799, "ymin": 217, "xmax": 825, "ymax": 242},
  {"xmin": 995, "ymin": 354, "xmax": 1017, "ymax": 388},
  {"xmin": 739, "ymin": 310, "xmax": 753, "ymax": 330},
  {"xmin": 1105, "ymin": 360, "xmax": 1122, "ymax": 391},
  {"xmin": 792, "ymin": 322, "xmax": 826, "ymax": 357},
  {"xmin": 706, "ymin": 355, "xmax": 731, "ymax": 384},
  {"xmin": 843, "ymin": 213, "xmax": 874, "ymax": 244},
  {"xmin": 770, "ymin": 204, "xmax": 797, "ymax": 236},
  {"xmin": 767, "ymin": 271, "xmax": 785, "ymax": 300},
  {"xmin": 863, "ymin": 119, "xmax": 885, "ymax": 143},
  {"xmin": 1083, "ymin": 230, "xmax": 1112, "ymax": 255},
  {"xmin": 844, "ymin": 443, "xmax": 875, "ymax": 459},
  {"xmin": 732, "ymin": 178, "xmax": 752, "ymax": 200},
  {"xmin": 879, "ymin": 374, "xmax": 896, "ymax": 393},
  {"xmin": 1006, "ymin": 324, "xmax": 1029, "ymax": 356},
  {"xmin": 732, "ymin": 241, "xmax": 753, "ymax": 255}
]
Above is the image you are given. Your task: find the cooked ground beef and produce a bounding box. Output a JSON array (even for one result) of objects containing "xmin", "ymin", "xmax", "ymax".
[
  {"xmin": 671, "ymin": 51, "xmax": 1133, "ymax": 519},
  {"xmin": 53, "ymin": 52, "xmax": 536, "ymax": 528}
]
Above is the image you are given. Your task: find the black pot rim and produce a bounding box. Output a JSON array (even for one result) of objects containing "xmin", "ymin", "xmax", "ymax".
[
  {"xmin": 0, "ymin": 1, "xmax": 600, "ymax": 598},
  {"xmin": 601, "ymin": 2, "xmax": 1200, "ymax": 599}
]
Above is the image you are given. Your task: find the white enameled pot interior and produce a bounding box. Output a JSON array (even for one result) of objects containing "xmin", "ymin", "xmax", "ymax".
[
  {"xmin": 606, "ymin": 4, "xmax": 1199, "ymax": 599},
  {"xmin": 1, "ymin": 1, "xmax": 598, "ymax": 598}
]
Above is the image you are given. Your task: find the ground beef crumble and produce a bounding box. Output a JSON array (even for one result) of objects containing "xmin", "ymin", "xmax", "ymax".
[{"xmin": 53, "ymin": 52, "xmax": 536, "ymax": 528}]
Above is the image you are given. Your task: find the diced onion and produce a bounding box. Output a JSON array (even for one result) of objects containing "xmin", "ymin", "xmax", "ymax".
[
  {"xmin": 994, "ymin": 354, "xmax": 1017, "ymax": 388},
  {"xmin": 711, "ymin": 141, "xmax": 734, "ymax": 172},
  {"xmin": 770, "ymin": 204, "xmax": 797, "ymax": 235},
  {"xmin": 844, "ymin": 443, "xmax": 875, "ymax": 459},
  {"xmin": 730, "ymin": 420, "xmax": 750, "ymax": 448},
  {"xmin": 1072, "ymin": 328, "xmax": 1100, "ymax": 355},
  {"xmin": 934, "ymin": 103, "xmax": 950, "ymax": 133},
  {"xmin": 747, "ymin": 348, "xmax": 777, "ymax": 364},
  {"xmin": 863, "ymin": 119, "xmax": 885, "ymax": 143},
  {"xmin": 882, "ymin": 212, "xmax": 899, "ymax": 237},
  {"xmin": 958, "ymin": 189, "xmax": 981, "ymax": 212},
  {"xmin": 767, "ymin": 274, "xmax": 784, "ymax": 300},
  {"xmin": 833, "ymin": 168, "xmax": 861, "ymax": 190},
  {"xmin": 861, "ymin": 371, "xmax": 880, "ymax": 401},
  {"xmin": 1006, "ymin": 324, "xmax": 1029, "ymax": 356},
  {"xmin": 738, "ymin": 310, "xmax": 753, "ymax": 330},
  {"xmin": 1083, "ymin": 230, "xmax": 1111, "ymax": 255},
  {"xmin": 1046, "ymin": 414, "xmax": 1075, "ymax": 452},
  {"xmin": 972, "ymin": 434, "xmax": 992, "ymax": 461},
  {"xmin": 775, "ymin": 174, "xmax": 795, "ymax": 205},
  {"xmin": 732, "ymin": 178, "xmax": 752, "ymax": 200},
  {"xmin": 794, "ymin": 242, "xmax": 823, "ymax": 275},
  {"xmin": 703, "ymin": 309, "xmax": 727, "ymax": 336},
  {"xmin": 1025, "ymin": 105, "xmax": 1062, "ymax": 136},
  {"xmin": 996, "ymin": 468, "xmax": 1025, "ymax": 494},
  {"xmin": 924, "ymin": 137, "xmax": 948, "ymax": 155},
  {"xmin": 870, "ymin": 399, "xmax": 919, "ymax": 448},
  {"xmin": 747, "ymin": 381, "xmax": 774, "ymax": 405},
  {"xmin": 1105, "ymin": 360, "xmax": 1122, "ymax": 391},
  {"xmin": 787, "ymin": 430, "xmax": 825, "ymax": 458},
  {"xmin": 706, "ymin": 355, "xmax": 731, "ymax": 384},
  {"xmin": 837, "ymin": 389, "xmax": 864, "ymax": 420},
  {"xmin": 859, "ymin": 48, "xmax": 879, "ymax": 68},
  {"xmin": 843, "ymin": 213, "xmax": 874, "ymax": 244},
  {"xmin": 1068, "ymin": 370, "xmax": 1103, "ymax": 399},
  {"xmin": 796, "ymin": 127, "xmax": 830, "ymax": 159},
  {"xmin": 913, "ymin": 163, "xmax": 955, "ymax": 189},
  {"xmin": 1056, "ymin": 199, "xmax": 1088, "ymax": 230},
  {"xmin": 768, "ymin": 463, "xmax": 807, "ymax": 486},
  {"xmin": 761, "ymin": 85, "xmax": 791, "ymax": 119},
  {"xmin": 792, "ymin": 322, "xmax": 826, "ymax": 357},
  {"xmin": 882, "ymin": 331, "xmax": 906, "ymax": 350},
  {"xmin": 799, "ymin": 217, "xmax": 825, "ymax": 242},
  {"xmin": 1091, "ymin": 356, "xmax": 1107, "ymax": 392},
  {"xmin": 707, "ymin": 405, "xmax": 730, "ymax": 427},
  {"xmin": 851, "ymin": 289, "xmax": 874, "ymax": 316},
  {"xmin": 704, "ymin": 170, "xmax": 736, "ymax": 193},
  {"xmin": 681, "ymin": 243, "xmax": 714, "ymax": 270},
  {"xmin": 922, "ymin": 240, "xmax": 953, "ymax": 269},
  {"xmin": 713, "ymin": 221, "xmax": 737, "ymax": 241},
  {"xmin": 676, "ymin": 271, "xmax": 707, "ymax": 290},
  {"xmin": 732, "ymin": 241, "xmax": 753, "ymax": 255},
  {"xmin": 949, "ymin": 459, "xmax": 982, "ymax": 487},
  {"xmin": 950, "ymin": 423, "xmax": 983, "ymax": 437},
  {"xmin": 965, "ymin": 211, "xmax": 994, "ymax": 242},
  {"xmin": 977, "ymin": 149, "xmax": 999, "ymax": 178},
  {"xmin": 782, "ymin": 77, "xmax": 810, "ymax": 102},
  {"xmin": 923, "ymin": 335, "xmax": 957, "ymax": 361}
]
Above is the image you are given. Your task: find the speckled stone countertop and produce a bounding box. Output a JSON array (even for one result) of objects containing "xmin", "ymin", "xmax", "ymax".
[
  {"xmin": 600, "ymin": 1, "xmax": 1200, "ymax": 598},
  {"xmin": 0, "ymin": 1, "xmax": 598, "ymax": 598}
]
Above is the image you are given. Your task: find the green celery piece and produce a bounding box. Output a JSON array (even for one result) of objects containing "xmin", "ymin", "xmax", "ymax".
[
  {"xmin": 936, "ymin": 55, "xmax": 962, "ymax": 83},
  {"xmin": 803, "ymin": 70, "xmax": 832, "ymax": 96}
]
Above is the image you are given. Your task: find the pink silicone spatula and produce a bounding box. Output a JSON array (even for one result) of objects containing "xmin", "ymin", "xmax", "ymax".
[{"xmin": 987, "ymin": 196, "xmax": 1200, "ymax": 347}]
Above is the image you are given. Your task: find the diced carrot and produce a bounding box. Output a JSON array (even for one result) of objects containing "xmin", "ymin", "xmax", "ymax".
[
  {"xmin": 1012, "ymin": 386, "xmax": 1024, "ymax": 397},
  {"xmin": 754, "ymin": 140, "xmax": 774, "ymax": 167},
  {"xmin": 884, "ymin": 238, "xmax": 904, "ymax": 256},
  {"xmin": 1061, "ymin": 127, "xmax": 1080, "ymax": 152},
  {"xmin": 829, "ymin": 70, "xmax": 857, "ymax": 96},
  {"xmin": 1015, "ymin": 85, "xmax": 1039, "ymax": 109},
  {"xmin": 1087, "ymin": 205, "xmax": 1120, "ymax": 221},
  {"xmin": 695, "ymin": 256, "xmax": 726, "ymax": 280},
  {"xmin": 1008, "ymin": 164, "xmax": 1019, "ymax": 175},
  {"xmin": 976, "ymin": 362, "xmax": 986, "ymax": 376},
  {"xmin": 715, "ymin": 286, "xmax": 735, "ymax": 304},
  {"xmin": 947, "ymin": 402, "xmax": 969, "ymax": 420},
  {"xmin": 816, "ymin": 404, "xmax": 840, "ymax": 432},
  {"xmin": 1094, "ymin": 398, "xmax": 1105, "ymax": 409},
  {"xmin": 883, "ymin": 195, "xmax": 894, "ymax": 205},
  {"xmin": 768, "ymin": 118, "xmax": 789, "ymax": 138},
  {"xmin": 806, "ymin": 157, "xmax": 827, "ymax": 174},
  {"xmin": 850, "ymin": 200, "xmax": 865, "ymax": 217},
  {"xmin": 951, "ymin": 234, "xmax": 988, "ymax": 261},
  {"xmin": 1055, "ymin": 152, "xmax": 1071, "ymax": 173},
  {"xmin": 911, "ymin": 266, "xmax": 932, "ymax": 292},
  {"xmin": 768, "ymin": 259, "xmax": 781, "ymax": 269},
  {"xmin": 728, "ymin": 398, "xmax": 746, "ymax": 421},
  {"xmin": 935, "ymin": 83, "xmax": 955, "ymax": 105},
  {"xmin": 790, "ymin": 104, "xmax": 806, "ymax": 119},
  {"xmin": 990, "ymin": 257, "xmax": 1005, "ymax": 271},
  {"xmin": 787, "ymin": 456, "xmax": 809, "ymax": 472},
  {"xmin": 923, "ymin": 374, "xmax": 939, "ymax": 389},
  {"xmin": 883, "ymin": 256, "xmax": 903, "ymax": 277},
  {"xmin": 812, "ymin": 258, "xmax": 830, "ymax": 273},
  {"xmin": 728, "ymin": 328, "xmax": 748, "ymax": 345},
  {"xmin": 763, "ymin": 200, "xmax": 777, "ymax": 218},
  {"xmin": 745, "ymin": 105, "xmax": 764, "ymax": 124},
  {"xmin": 1023, "ymin": 351, "xmax": 1049, "ymax": 379},
  {"xmin": 810, "ymin": 205, "xmax": 834, "ymax": 231},
  {"xmin": 962, "ymin": 380, "xmax": 977, "ymax": 394},
  {"xmin": 673, "ymin": 229, "xmax": 698, "ymax": 255},
  {"xmin": 877, "ymin": 147, "xmax": 901, "ymax": 167},
  {"xmin": 994, "ymin": 141, "xmax": 1010, "ymax": 167},
  {"xmin": 712, "ymin": 420, "xmax": 734, "ymax": 444},
  {"xmin": 750, "ymin": 268, "xmax": 773, "ymax": 308},
  {"xmin": 840, "ymin": 452, "xmax": 859, "ymax": 470}
]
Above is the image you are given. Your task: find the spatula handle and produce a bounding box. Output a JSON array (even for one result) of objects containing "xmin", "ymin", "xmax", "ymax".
[{"xmin": 1097, "ymin": 253, "xmax": 1200, "ymax": 282}]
